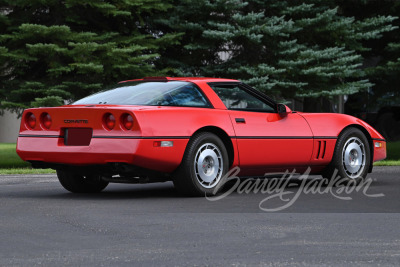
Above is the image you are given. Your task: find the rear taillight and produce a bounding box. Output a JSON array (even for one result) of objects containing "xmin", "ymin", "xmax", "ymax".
[
  {"xmin": 25, "ymin": 113, "xmax": 36, "ymax": 129},
  {"xmin": 103, "ymin": 113, "xmax": 115, "ymax": 130},
  {"xmin": 40, "ymin": 113, "xmax": 52, "ymax": 129},
  {"xmin": 121, "ymin": 114, "xmax": 134, "ymax": 130}
]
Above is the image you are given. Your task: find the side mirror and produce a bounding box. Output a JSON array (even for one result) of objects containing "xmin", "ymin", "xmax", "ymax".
[{"xmin": 277, "ymin": 104, "xmax": 287, "ymax": 117}]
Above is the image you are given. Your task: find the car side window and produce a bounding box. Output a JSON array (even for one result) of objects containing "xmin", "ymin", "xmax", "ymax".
[
  {"xmin": 210, "ymin": 84, "xmax": 275, "ymax": 112},
  {"xmin": 147, "ymin": 84, "xmax": 210, "ymax": 107}
]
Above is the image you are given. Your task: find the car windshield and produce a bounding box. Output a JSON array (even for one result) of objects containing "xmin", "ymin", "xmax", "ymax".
[{"xmin": 73, "ymin": 81, "xmax": 211, "ymax": 107}]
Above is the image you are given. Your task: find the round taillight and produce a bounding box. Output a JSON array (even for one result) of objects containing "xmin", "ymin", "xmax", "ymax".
[
  {"xmin": 41, "ymin": 113, "xmax": 52, "ymax": 129},
  {"xmin": 26, "ymin": 113, "xmax": 36, "ymax": 129},
  {"xmin": 121, "ymin": 114, "xmax": 134, "ymax": 130},
  {"xmin": 103, "ymin": 113, "xmax": 115, "ymax": 130}
]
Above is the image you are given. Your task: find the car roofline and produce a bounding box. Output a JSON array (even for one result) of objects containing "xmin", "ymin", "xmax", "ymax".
[{"xmin": 118, "ymin": 77, "xmax": 240, "ymax": 84}]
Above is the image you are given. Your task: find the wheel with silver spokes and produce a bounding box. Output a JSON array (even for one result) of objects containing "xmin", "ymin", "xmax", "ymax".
[
  {"xmin": 323, "ymin": 128, "xmax": 370, "ymax": 183},
  {"xmin": 194, "ymin": 143, "xmax": 223, "ymax": 188},
  {"xmin": 173, "ymin": 132, "xmax": 229, "ymax": 196},
  {"xmin": 342, "ymin": 137, "xmax": 366, "ymax": 179}
]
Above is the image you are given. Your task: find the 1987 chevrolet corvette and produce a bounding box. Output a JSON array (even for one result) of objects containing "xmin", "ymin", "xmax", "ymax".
[{"xmin": 16, "ymin": 77, "xmax": 387, "ymax": 196}]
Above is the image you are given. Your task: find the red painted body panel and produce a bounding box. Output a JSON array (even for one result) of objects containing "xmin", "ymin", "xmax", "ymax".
[
  {"xmin": 133, "ymin": 107, "xmax": 234, "ymax": 137},
  {"xmin": 309, "ymin": 139, "xmax": 337, "ymax": 166},
  {"xmin": 17, "ymin": 137, "xmax": 139, "ymax": 165},
  {"xmin": 298, "ymin": 113, "xmax": 384, "ymax": 139},
  {"xmin": 299, "ymin": 113, "xmax": 386, "ymax": 162},
  {"xmin": 17, "ymin": 105, "xmax": 235, "ymax": 172},
  {"xmin": 16, "ymin": 77, "xmax": 386, "ymax": 177},
  {"xmin": 130, "ymin": 107, "xmax": 238, "ymax": 170},
  {"xmin": 227, "ymin": 111, "xmax": 314, "ymax": 175},
  {"xmin": 17, "ymin": 137, "xmax": 189, "ymax": 172}
]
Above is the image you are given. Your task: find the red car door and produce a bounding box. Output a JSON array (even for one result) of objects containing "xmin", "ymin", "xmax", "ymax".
[{"xmin": 208, "ymin": 83, "xmax": 313, "ymax": 175}]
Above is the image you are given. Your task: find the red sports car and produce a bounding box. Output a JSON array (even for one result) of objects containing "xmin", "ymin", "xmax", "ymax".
[{"xmin": 16, "ymin": 77, "xmax": 387, "ymax": 195}]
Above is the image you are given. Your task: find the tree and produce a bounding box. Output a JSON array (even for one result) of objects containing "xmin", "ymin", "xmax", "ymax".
[
  {"xmin": 1, "ymin": 0, "xmax": 397, "ymax": 114},
  {"xmin": 338, "ymin": 0, "xmax": 400, "ymax": 112},
  {"xmin": 0, "ymin": 0, "xmax": 180, "ymax": 115},
  {"xmin": 158, "ymin": 0, "xmax": 397, "ymax": 111}
]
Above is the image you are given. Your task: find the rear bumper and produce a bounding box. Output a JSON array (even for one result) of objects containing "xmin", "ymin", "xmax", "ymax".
[{"xmin": 17, "ymin": 136, "xmax": 189, "ymax": 172}]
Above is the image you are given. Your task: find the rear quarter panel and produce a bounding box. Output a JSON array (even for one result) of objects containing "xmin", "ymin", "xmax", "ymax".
[
  {"xmin": 133, "ymin": 107, "xmax": 235, "ymax": 137},
  {"xmin": 131, "ymin": 107, "xmax": 238, "ymax": 170}
]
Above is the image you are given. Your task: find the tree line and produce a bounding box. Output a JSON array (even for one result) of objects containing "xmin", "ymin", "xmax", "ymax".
[{"xmin": 0, "ymin": 0, "xmax": 399, "ymax": 114}]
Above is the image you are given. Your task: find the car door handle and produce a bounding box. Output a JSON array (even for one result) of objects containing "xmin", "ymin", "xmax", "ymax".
[{"xmin": 235, "ymin": 118, "xmax": 246, "ymax": 123}]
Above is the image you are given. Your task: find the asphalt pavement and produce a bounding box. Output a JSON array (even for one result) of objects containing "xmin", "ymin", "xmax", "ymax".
[{"xmin": 0, "ymin": 166, "xmax": 399, "ymax": 266}]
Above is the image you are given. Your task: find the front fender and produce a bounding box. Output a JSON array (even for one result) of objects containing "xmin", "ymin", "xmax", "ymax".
[
  {"xmin": 299, "ymin": 113, "xmax": 385, "ymax": 140},
  {"xmin": 299, "ymin": 113, "xmax": 386, "ymax": 164}
]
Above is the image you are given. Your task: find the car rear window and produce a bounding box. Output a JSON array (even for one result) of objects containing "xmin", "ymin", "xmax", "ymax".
[{"xmin": 73, "ymin": 81, "xmax": 211, "ymax": 108}]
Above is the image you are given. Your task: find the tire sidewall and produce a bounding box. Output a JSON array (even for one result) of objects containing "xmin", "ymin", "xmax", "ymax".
[
  {"xmin": 333, "ymin": 128, "xmax": 371, "ymax": 181},
  {"xmin": 181, "ymin": 133, "xmax": 229, "ymax": 196}
]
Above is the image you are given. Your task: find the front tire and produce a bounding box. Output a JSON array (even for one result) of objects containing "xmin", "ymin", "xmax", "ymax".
[
  {"xmin": 173, "ymin": 132, "xmax": 229, "ymax": 196},
  {"xmin": 57, "ymin": 170, "xmax": 109, "ymax": 193},
  {"xmin": 323, "ymin": 128, "xmax": 371, "ymax": 183}
]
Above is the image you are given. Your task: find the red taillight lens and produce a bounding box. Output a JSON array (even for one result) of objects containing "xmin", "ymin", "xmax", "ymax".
[
  {"xmin": 26, "ymin": 113, "xmax": 36, "ymax": 129},
  {"xmin": 41, "ymin": 113, "xmax": 52, "ymax": 129},
  {"xmin": 121, "ymin": 114, "xmax": 134, "ymax": 130},
  {"xmin": 103, "ymin": 113, "xmax": 115, "ymax": 130}
]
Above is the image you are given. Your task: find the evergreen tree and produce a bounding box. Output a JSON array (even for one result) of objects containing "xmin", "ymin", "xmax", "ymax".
[
  {"xmin": 0, "ymin": 0, "xmax": 179, "ymax": 114},
  {"xmin": 159, "ymin": 0, "xmax": 396, "ymax": 109},
  {"xmin": 338, "ymin": 0, "xmax": 400, "ymax": 111},
  {"xmin": 1, "ymin": 0, "xmax": 397, "ymax": 114}
]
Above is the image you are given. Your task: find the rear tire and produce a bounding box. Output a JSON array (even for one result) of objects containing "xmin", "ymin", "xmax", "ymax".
[
  {"xmin": 323, "ymin": 127, "xmax": 370, "ymax": 184},
  {"xmin": 57, "ymin": 170, "xmax": 109, "ymax": 193},
  {"xmin": 173, "ymin": 132, "xmax": 229, "ymax": 197}
]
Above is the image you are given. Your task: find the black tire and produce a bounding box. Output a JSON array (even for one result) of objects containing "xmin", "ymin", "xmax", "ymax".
[
  {"xmin": 173, "ymin": 132, "xmax": 229, "ymax": 197},
  {"xmin": 323, "ymin": 127, "xmax": 371, "ymax": 184},
  {"xmin": 56, "ymin": 170, "xmax": 109, "ymax": 193}
]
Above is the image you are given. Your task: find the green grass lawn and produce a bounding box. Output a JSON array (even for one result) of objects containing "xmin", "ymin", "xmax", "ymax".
[
  {"xmin": 0, "ymin": 143, "xmax": 30, "ymax": 168},
  {"xmin": 0, "ymin": 141, "xmax": 399, "ymax": 174},
  {"xmin": 374, "ymin": 160, "xmax": 400, "ymax": 166},
  {"xmin": 0, "ymin": 168, "xmax": 56, "ymax": 175},
  {"xmin": 0, "ymin": 143, "xmax": 54, "ymax": 174}
]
